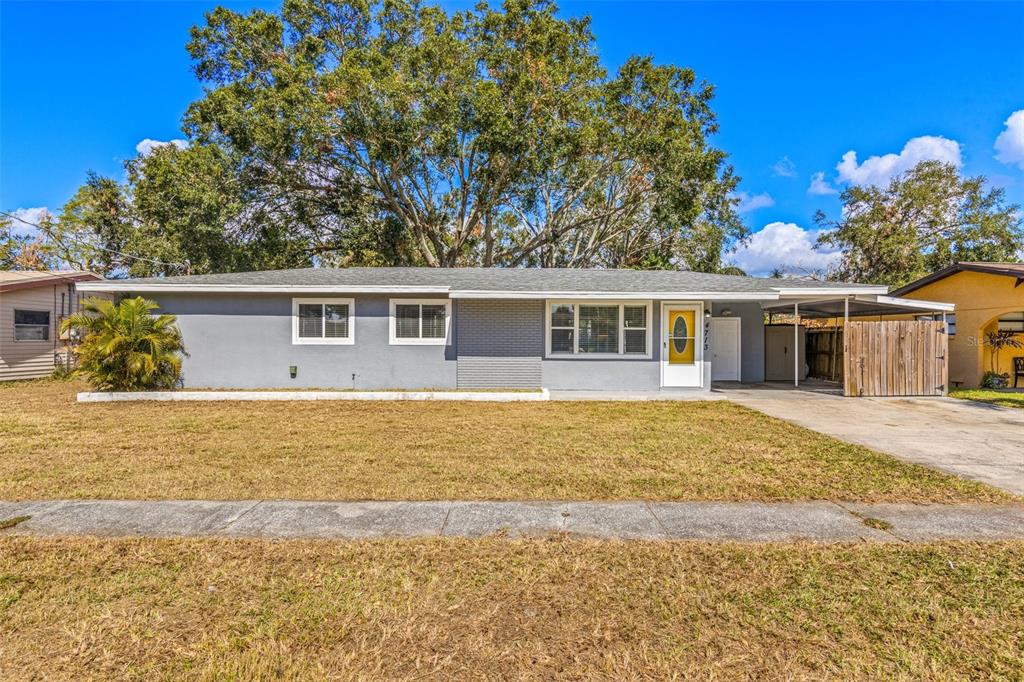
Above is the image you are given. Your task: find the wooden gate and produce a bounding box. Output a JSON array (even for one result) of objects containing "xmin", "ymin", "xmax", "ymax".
[{"xmin": 843, "ymin": 321, "xmax": 948, "ymax": 397}]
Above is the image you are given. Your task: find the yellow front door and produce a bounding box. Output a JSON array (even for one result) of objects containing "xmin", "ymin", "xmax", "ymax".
[
  {"xmin": 662, "ymin": 304, "xmax": 703, "ymax": 387},
  {"xmin": 667, "ymin": 309, "xmax": 696, "ymax": 364}
]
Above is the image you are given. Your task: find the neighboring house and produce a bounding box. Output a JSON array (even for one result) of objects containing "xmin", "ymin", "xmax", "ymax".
[
  {"xmin": 0, "ymin": 271, "xmax": 102, "ymax": 381},
  {"xmin": 891, "ymin": 262, "xmax": 1024, "ymax": 387},
  {"xmin": 76, "ymin": 267, "xmax": 948, "ymax": 392}
]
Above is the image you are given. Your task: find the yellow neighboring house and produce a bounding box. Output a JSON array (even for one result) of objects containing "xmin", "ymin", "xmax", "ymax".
[{"xmin": 891, "ymin": 262, "xmax": 1024, "ymax": 388}]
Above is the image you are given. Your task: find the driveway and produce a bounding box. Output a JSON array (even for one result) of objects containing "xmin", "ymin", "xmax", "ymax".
[{"xmin": 721, "ymin": 384, "xmax": 1024, "ymax": 496}]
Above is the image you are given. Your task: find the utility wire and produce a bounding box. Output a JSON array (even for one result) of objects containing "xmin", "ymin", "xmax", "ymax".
[{"xmin": 0, "ymin": 210, "xmax": 190, "ymax": 272}]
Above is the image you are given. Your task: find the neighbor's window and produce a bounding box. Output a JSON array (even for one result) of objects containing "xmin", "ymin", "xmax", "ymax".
[
  {"xmin": 547, "ymin": 302, "xmax": 650, "ymax": 357},
  {"xmin": 13, "ymin": 309, "xmax": 50, "ymax": 341},
  {"xmin": 917, "ymin": 313, "xmax": 956, "ymax": 336},
  {"xmin": 292, "ymin": 298, "xmax": 354, "ymax": 344},
  {"xmin": 390, "ymin": 299, "xmax": 450, "ymax": 345},
  {"xmin": 997, "ymin": 312, "xmax": 1024, "ymax": 333}
]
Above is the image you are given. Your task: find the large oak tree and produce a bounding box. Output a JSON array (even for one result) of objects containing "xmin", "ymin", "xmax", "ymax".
[
  {"xmin": 816, "ymin": 161, "xmax": 1023, "ymax": 287},
  {"xmin": 48, "ymin": 0, "xmax": 744, "ymax": 276}
]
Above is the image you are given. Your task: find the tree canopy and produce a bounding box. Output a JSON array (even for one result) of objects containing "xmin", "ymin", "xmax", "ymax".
[
  {"xmin": 42, "ymin": 0, "xmax": 744, "ymax": 276},
  {"xmin": 816, "ymin": 161, "xmax": 1023, "ymax": 287}
]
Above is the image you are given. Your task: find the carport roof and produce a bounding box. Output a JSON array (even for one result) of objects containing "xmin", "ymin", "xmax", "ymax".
[{"xmin": 763, "ymin": 294, "xmax": 954, "ymax": 318}]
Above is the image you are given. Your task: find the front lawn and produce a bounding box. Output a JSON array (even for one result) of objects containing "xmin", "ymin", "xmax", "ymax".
[
  {"xmin": 0, "ymin": 380, "xmax": 1009, "ymax": 503},
  {"xmin": 1, "ymin": 536, "xmax": 1021, "ymax": 679},
  {"xmin": 951, "ymin": 387, "xmax": 1024, "ymax": 409}
]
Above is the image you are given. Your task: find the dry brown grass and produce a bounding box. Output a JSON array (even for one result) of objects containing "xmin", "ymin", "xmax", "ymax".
[
  {"xmin": 0, "ymin": 535, "xmax": 1021, "ymax": 680},
  {"xmin": 0, "ymin": 379, "xmax": 1009, "ymax": 503}
]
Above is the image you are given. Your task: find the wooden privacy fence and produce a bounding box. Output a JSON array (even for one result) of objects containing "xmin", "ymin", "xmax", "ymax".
[{"xmin": 843, "ymin": 321, "xmax": 948, "ymax": 397}]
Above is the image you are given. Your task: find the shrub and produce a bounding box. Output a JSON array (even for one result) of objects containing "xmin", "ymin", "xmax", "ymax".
[
  {"xmin": 61, "ymin": 297, "xmax": 185, "ymax": 391},
  {"xmin": 980, "ymin": 371, "xmax": 1010, "ymax": 389}
]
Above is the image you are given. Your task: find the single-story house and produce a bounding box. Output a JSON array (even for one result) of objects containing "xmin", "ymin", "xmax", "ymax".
[
  {"xmin": 891, "ymin": 262, "xmax": 1024, "ymax": 387},
  {"xmin": 76, "ymin": 267, "xmax": 952, "ymax": 392},
  {"xmin": 1, "ymin": 270, "xmax": 102, "ymax": 381}
]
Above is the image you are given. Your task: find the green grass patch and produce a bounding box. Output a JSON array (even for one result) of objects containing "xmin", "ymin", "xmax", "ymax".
[{"xmin": 950, "ymin": 388, "xmax": 1024, "ymax": 409}]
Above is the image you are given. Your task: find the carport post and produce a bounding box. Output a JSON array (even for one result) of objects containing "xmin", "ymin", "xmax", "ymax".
[{"xmin": 794, "ymin": 302, "xmax": 799, "ymax": 387}]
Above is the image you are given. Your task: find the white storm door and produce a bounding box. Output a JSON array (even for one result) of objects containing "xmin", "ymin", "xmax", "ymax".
[
  {"xmin": 661, "ymin": 304, "xmax": 703, "ymax": 387},
  {"xmin": 711, "ymin": 317, "xmax": 741, "ymax": 381}
]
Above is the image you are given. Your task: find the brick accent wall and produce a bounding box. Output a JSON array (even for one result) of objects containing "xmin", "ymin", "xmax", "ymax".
[{"xmin": 456, "ymin": 299, "xmax": 543, "ymax": 388}]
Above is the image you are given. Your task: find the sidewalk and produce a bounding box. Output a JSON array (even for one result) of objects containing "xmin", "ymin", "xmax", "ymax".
[{"xmin": 3, "ymin": 500, "xmax": 1023, "ymax": 542}]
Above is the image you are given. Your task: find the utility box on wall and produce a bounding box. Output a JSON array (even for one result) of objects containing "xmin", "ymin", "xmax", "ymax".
[{"xmin": 764, "ymin": 324, "xmax": 808, "ymax": 382}]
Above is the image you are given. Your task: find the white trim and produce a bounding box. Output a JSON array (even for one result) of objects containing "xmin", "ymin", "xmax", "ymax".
[
  {"xmin": 660, "ymin": 301, "xmax": 706, "ymax": 388},
  {"xmin": 292, "ymin": 297, "xmax": 355, "ymax": 345},
  {"xmin": 868, "ymin": 295, "xmax": 955, "ymax": 312},
  {"xmin": 388, "ymin": 298, "xmax": 452, "ymax": 345},
  {"xmin": 543, "ymin": 300, "xmax": 653, "ymax": 360},
  {"xmin": 454, "ymin": 290, "xmax": 778, "ymax": 301},
  {"xmin": 711, "ymin": 317, "xmax": 742, "ymax": 381},
  {"xmin": 77, "ymin": 283, "xmax": 451, "ymax": 294}
]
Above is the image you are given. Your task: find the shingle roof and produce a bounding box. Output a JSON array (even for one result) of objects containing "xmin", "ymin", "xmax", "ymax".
[
  {"xmin": 88, "ymin": 267, "xmax": 879, "ymax": 294},
  {"xmin": 891, "ymin": 262, "xmax": 1024, "ymax": 296}
]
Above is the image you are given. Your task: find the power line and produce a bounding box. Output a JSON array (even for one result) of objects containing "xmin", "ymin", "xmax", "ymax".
[{"xmin": 0, "ymin": 210, "xmax": 189, "ymax": 272}]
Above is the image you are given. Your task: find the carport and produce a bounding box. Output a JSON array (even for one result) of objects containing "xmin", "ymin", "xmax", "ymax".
[{"xmin": 765, "ymin": 293, "xmax": 955, "ymax": 396}]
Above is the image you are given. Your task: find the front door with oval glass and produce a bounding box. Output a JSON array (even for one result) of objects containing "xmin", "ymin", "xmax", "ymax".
[{"xmin": 661, "ymin": 304, "xmax": 703, "ymax": 387}]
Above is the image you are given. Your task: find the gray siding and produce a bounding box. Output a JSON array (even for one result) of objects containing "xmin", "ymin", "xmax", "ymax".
[
  {"xmin": 455, "ymin": 299, "xmax": 543, "ymax": 388},
  {"xmin": 146, "ymin": 293, "xmax": 457, "ymax": 389}
]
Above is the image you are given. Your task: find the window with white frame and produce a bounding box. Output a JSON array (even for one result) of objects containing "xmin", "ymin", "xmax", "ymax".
[
  {"xmin": 546, "ymin": 301, "xmax": 651, "ymax": 357},
  {"xmin": 292, "ymin": 298, "xmax": 354, "ymax": 344},
  {"xmin": 389, "ymin": 299, "xmax": 450, "ymax": 345},
  {"xmin": 14, "ymin": 309, "xmax": 50, "ymax": 341}
]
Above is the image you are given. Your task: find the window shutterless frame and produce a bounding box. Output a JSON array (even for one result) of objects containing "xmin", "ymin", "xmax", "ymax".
[
  {"xmin": 544, "ymin": 300, "xmax": 652, "ymax": 359},
  {"xmin": 291, "ymin": 297, "xmax": 355, "ymax": 345},
  {"xmin": 13, "ymin": 309, "xmax": 50, "ymax": 342},
  {"xmin": 388, "ymin": 298, "xmax": 452, "ymax": 345}
]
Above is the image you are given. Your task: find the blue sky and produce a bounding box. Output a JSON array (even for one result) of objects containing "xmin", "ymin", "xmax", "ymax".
[{"xmin": 2, "ymin": 1, "xmax": 1023, "ymax": 274}]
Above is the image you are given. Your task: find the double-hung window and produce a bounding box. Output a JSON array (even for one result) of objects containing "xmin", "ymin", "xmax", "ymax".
[
  {"xmin": 390, "ymin": 299, "xmax": 451, "ymax": 345},
  {"xmin": 13, "ymin": 309, "xmax": 50, "ymax": 341},
  {"xmin": 546, "ymin": 301, "xmax": 651, "ymax": 358},
  {"xmin": 292, "ymin": 298, "xmax": 354, "ymax": 344}
]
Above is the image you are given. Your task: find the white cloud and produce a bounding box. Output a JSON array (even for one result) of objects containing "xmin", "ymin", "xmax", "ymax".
[
  {"xmin": 730, "ymin": 221, "xmax": 842, "ymax": 276},
  {"xmin": 994, "ymin": 109, "xmax": 1024, "ymax": 171},
  {"xmin": 807, "ymin": 171, "xmax": 838, "ymax": 196},
  {"xmin": 836, "ymin": 135, "xmax": 962, "ymax": 187},
  {"xmin": 772, "ymin": 156, "xmax": 797, "ymax": 177},
  {"xmin": 3, "ymin": 207, "xmax": 52, "ymax": 237},
  {"xmin": 734, "ymin": 191, "xmax": 775, "ymax": 214},
  {"xmin": 135, "ymin": 138, "xmax": 188, "ymax": 157}
]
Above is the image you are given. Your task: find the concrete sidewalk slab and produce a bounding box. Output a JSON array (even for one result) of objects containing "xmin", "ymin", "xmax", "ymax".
[
  {"xmin": 649, "ymin": 501, "xmax": 893, "ymax": 542},
  {"xmin": 442, "ymin": 502, "xmax": 665, "ymax": 539},
  {"xmin": 843, "ymin": 503, "xmax": 1024, "ymax": 541},
  {"xmin": 222, "ymin": 501, "xmax": 451, "ymax": 539},
  {"xmin": 3, "ymin": 499, "xmax": 1024, "ymax": 543}
]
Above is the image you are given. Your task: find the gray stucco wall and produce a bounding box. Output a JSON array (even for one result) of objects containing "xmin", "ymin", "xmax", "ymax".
[
  {"xmin": 146, "ymin": 293, "xmax": 457, "ymax": 389},
  {"xmin": 142, "ymin": 293, "xmax": 757, "ymax": 390},
  {"xmin": 712, "ymin": 301, "xmax": 765, "ymax": 383}
]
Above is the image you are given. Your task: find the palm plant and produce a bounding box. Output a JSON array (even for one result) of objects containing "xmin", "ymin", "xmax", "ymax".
[
  {"xmin": 61, "ymin": 297, "xmax": 185, "ymax": 391},
  {"xmin": 984, "ymin": 329, "xmax": 1024, "ymax": 374}
]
